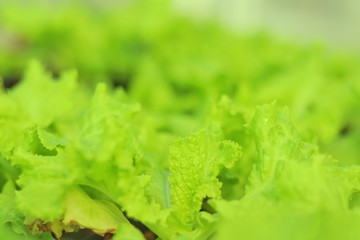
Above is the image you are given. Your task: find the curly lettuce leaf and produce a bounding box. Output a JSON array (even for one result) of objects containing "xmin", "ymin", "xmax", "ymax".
[
  {"xmin": 0, "ymin": 64, "xmax": 147, "ymax": 238},
  {"xmin": 169, "ymin": 130, "xmax": 241, "ymax": 230},
  {"xmin": 9, "ymin": 61, "xmax": 82, "ymax": 127},
  {"xmin": 212, "ymin": 103, "xmax": 360, "ymax": 240}
]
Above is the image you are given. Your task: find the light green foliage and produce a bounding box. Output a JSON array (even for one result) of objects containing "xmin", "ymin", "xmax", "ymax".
[
  {"xmin": 0, "ymin": 64, "xmax": 146, "ymax": 239},
  {"xmin": 213, "ymin": 103, "xmax": 360, "ymax": 240},
  {"xmin": 1, "ymin": 62, "xmax": 235, "ymax": 239},
  {"xmin": 62, "ymin": 187, "xmax": 126, "ymax": 237},
  {"xmin": 113, "ymin": 223, "xmax": 145, "ymax": 240},
  {"xmin": 169, "ymin": 131, "xmax": 241, "ymax": 228},
  {"xmin": 0, "ymin": 1, "xmax": 360, "ymax": 240},
  {"xmin": 9, "ymin": 61, "xmax": 80, "ymax": 127}
]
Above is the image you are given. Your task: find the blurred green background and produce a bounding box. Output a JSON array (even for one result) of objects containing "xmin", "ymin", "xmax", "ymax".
[
  {"xmin": 0, "ymin": 0, "xmax": 359, "ymax": 169},
  {"xmin": 175, "ymin": 0, "xmax": 360, "ymax": 50},
  {"xmin": 0, "ymin": 1, "xmax": 360, "ymax": 239}
]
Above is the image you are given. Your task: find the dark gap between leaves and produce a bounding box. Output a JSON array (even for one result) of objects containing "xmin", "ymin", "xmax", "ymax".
[
  {"xmin": 109, "ymin": 71, "xmax": 133, "ymax": 91},
  {"xmin": 125, "ymin": 213, "xmax": 158, "ymax": 240},
  {"xmin": 201, "ymin": 197, "xmax": 216, "ymax": 214},
  {"xmin": 339, "ymin": 123, "xmax": 353, "ymax": 137},
  {"xmin": 2, "ymin": 73, "xmax": 22, "ymax": 89},
  {"xmin": 59, "ymin": 229, "xmax": 105, "ymax": 240},
  {"xmin": 46, "ymin": 65, "xmax": 61, "ymax": 80},
  {"xmin": 56, "ymin": 217, "xmax": 157, "ymax": 240}
]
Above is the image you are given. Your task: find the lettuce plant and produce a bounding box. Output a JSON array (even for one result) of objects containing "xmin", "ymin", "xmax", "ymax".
[
  {"xmin": 1, "ymin": 1, "xmax": 360, "ymax": 240},
  {"xmin": 1, "ymin": 61, "xmax": 360, "ymax": 240}
]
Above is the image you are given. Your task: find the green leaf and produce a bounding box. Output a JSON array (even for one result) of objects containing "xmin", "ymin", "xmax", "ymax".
[
  {"xmin": 169, "ymin": 130, "xmax": 241, "ymax": 230},
  {"xmin": 214, "ymin": 200, "xmax": 360, "ymax": 240},
  {"xmin": 8, "ymin": 61, "xmax": 86, "ymax": 129},
  {"xmin": 62, "ymin": 187, "xmax": 126, "ymax": 237},
  {"xmin": 212, "ymin": 103, "xmax": 360, "ymax": 240},
  {"xmin": 0, "ymin": 181, "xmax": 24, "ymax": 235},
  {"xmin": 14, "ymin": 151, "xmax": 71, "ymax": 221},
  {"xmin": 244, "ymin": 102, "xmax": 357, "ymax": 209},
  {"xmin": 113, "ymin": 224, "xmax": 145, "ymax": 240}
]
